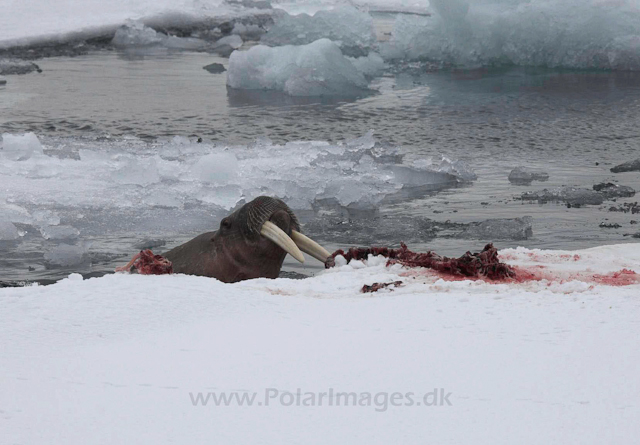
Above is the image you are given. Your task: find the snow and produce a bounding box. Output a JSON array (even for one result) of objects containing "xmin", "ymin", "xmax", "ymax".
[
  {"xmin": 1, "ymin": 242, "xmax": 639, "ymax": 443},
  {"xmin": 0, "ymin": 0, "xmax": 235, "ymax": 49},
  {"xmin": 261, "ymin": 6, "xmax": 377, "ymax": 56},
  {"xmin": 0, "ymin": 132, "xmax": 475, "ymax": 238},
  {"xmin": 227, "ymin": 39, "xmax": 371, "ymax": 96}
]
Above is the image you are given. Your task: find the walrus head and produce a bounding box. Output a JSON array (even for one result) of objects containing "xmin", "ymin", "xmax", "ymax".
[{"xmin": 163, "ymin": 196, "xmax": 330, "ymax": 283}]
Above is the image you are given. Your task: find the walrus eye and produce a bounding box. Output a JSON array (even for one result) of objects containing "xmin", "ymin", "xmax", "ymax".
[{"xmin": 220, "ymin": 218, "xmax": 231, "ymax": 230}]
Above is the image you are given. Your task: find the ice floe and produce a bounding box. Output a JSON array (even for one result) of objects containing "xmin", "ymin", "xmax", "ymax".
[
  {"xmin": 508, "ymin": 167, "xmax": 549, "ymax": 185},
  {"xmin": 1, "ymin": 242, "xmax": 639, "ymax": 442},
  {"xmin": 0, "ymin": 59, "xmax": 41, "ymax": 75},
  {"xmin": 0, "ymin": 132, "xmax": 476, "ymax": 239},
  {"xmin": 521, "ymin": 187, "xmax": 605, "ymax": 206},
  {"xmin": 381, "ymin": 0, "xmax": 640, "ymax": 70},
  {"xmin": 611, "ymin": 158, "xmax": 640, "ymax": 173},
  {"xmin": 0, "ymin": 220, "xmax": 20, "ymax": 241},
  {"xmin": 227, "ymin": 38, "xmax": 370, "ymax": 96},
  {"xmin": 261, "ymin": 6, "xmax": 376, "ymax": 56}
]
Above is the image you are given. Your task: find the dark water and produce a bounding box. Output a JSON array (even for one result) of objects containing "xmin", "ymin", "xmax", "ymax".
[{"xmin": 1, "ymin": 50, "xmax": 640, "ymax": 283}]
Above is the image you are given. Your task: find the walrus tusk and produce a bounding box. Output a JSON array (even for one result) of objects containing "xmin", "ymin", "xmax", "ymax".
[
  {"xmin": 260, "ymin": 221, "xmax": 305, "ymax": 263},
  {"xmin": 291, "ymin": 231, "xmax": 331, "ymax": 263}
]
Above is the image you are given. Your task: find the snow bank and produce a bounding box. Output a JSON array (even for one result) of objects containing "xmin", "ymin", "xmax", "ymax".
[
  {"xmin": 227, "ymin": 39, "xmax": 370, "ymax": 96},
  {"xmin": 261, "ymin": 6, "xmax": 376, "ymax": 56},
  {"xmin": 0, "ymin": 132, "xmax": 475, "ymax": 237},
  {"xmin": 1, "ymin": 243, "xmax": 639, "ymax": 443},
  {"xmin": 0, "ymin": 0, "xmax": 226, "ymax": 48},
  {"xmin": 382, "ymin": 0, "xmax": 640, "ymax": 70}
]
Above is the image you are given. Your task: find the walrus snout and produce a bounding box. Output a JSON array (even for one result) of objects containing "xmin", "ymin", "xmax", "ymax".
[
  {"xmin": 245, "ymin": 197, "xmax": 331, "ymax": 264},
  {"xmin": 268, "ymin": 209, "xmax": 294, "ymax": 235},
  {"xmin": 260, "ymin": 209, "xmax": 331, "ymax": 264}
]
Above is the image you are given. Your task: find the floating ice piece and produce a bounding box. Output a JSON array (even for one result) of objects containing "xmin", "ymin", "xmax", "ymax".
[
  {"xmin": 163, "ymin": 35, "xmax": 208, "ymax": 50},
  {"xmin": 0, "ymin": 220, "xmax": 20, "ymax": 241},
  {"xmin": 0, "ymin": 59, "xmax": 41, "ymax": 75},
  {"xmin": 33, "ymin": 210, "xmax": 61, "ymax": 226},
  {"xmin": 232, "ymin": 22, "xmax": 265, "ymax": 40},
  {"xmin": 611, "ymin": 159, "xmax": 640, "ymax": 173},
  {"xmin": 521, "ymin": 187, "xmax": 604, "ymax": 206},
  {"xmin": 508, "ymin": 167, "xmax": 550, "ymax": 185},
  {"xmin": 112, "ymin": 21, "xmax": 165, "ymax": 47},
  {"xmin": 43, "ymin": 244, "xmax": 89, "ymax": 267},
  {"xmin": 211, "ymin": 34, "xmax": 244, "ymax": 56},
  {"xmin": 261, "ymin": 6, "xmax": 376, "ymax": 56},
  {"xmin": 382, "ymin": 1, "xmax": 640, "ymax": 70},
  {"xmin": 217, "ymin": 34, "xmax": 243, "ymax": 49},
  {"xmin": 192, "ymin": 152, "xmax": 239, "ymax": 184},
  {"xmin": 413, "ymin": 156, "xmax": 477, "ymax": 182},
  {"xmin": 347, "ymin": 52, "xmax": 385, "ymax": 78},
  {"xmin": 0, "ymin": 132, "xmax": 476, "ymax": 240},
  {"xmin": 379, "ymin": 14, "xmax": 432, "ymax": 61},
  {"xmin": 39, "ymin": 225, "xmax": 80, "ymax": 241},
  {"xmin": 203, "ymin": 63, "xmax": 226, "ymax": 74},
  {"xmin": 112, "ymin": 20, "xmax": 207, "ymax": 50},
  {"xmin": 0, "ymin": 202, "xmax": 32, "ymax": 224},
  {"xmin": 111, "ymin": 157, "xmax": 161, "ymax": 186},
  {"xmin": 227, "ymin": 38, "xmax": 369, "ymax": 96},
  {"xmin": 593, "ymin": 183, "xmax": 636, "ymax": 199},
  {"xmin": 0, "ymin": 132, "xmax": 44, "ymax": 161}
]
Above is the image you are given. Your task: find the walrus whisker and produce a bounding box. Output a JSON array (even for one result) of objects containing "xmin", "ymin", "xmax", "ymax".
[
  {"xmin": 260, "ymin": 221, "xmax": 305, "ymax": 263},
  {"xmin": 291, "ymin": 231, "xmax": 331, "ymax": 263}
]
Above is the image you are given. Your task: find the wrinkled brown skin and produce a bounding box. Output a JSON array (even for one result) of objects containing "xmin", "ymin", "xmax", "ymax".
[{"xmin": 163, "ymin": 196, "xmax": 300, "ymax": 283}]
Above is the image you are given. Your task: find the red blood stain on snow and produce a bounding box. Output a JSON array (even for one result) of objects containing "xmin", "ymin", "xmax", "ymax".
[
  {"xmin": 559, "ymin": 254, "xmax": 581, "ymax": 261},
  {"xmin": 592, "ymin": 269, "xmax": 639, "ymax": 286},
  {"xmin": 348, "ymin": 245, "xmax": 639, "ymax": 287},
  {"xmin": 327, "ymin": 243, "xmax": 515, "ymax": 280},
  {"xmin": 523, "ymin": 252, "xmax": 582, "ymax": 263},
  {"xmin": 411, "ymin": 265, "xmax": 640, "ymax": 287}
]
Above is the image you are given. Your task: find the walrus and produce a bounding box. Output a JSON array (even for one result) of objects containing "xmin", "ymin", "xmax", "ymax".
[{"xmin": 160, "ymin": 196, "xmax": 331, "ymax": 283}]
